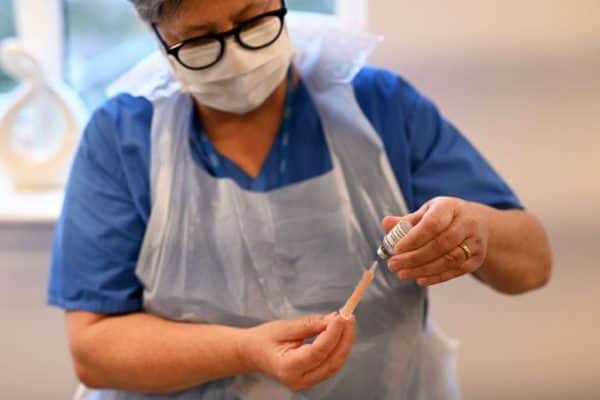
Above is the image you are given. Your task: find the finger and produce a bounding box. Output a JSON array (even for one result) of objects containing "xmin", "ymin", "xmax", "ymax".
[
  {"xmin": 287, "ymin": 315, "xmax": 345, "ymax": 372},
  {"xmin": 395, "ymin": 245, "xmax": 467, "ymax": 280},
  {"xmin": 388, "ymin": 223, "xmax": 468, "ymax": 272},
  {"xmin": 416, "ymin": 269, "xmax": 465, "ymax": 287},
  {"xmin": 277, "ymin": 315, "xmax": 327, "ymax": 341},
  {"xmin": 302, "ymin": 316, "xmax": 356, "ymax": 386},
  {"xmin": 324, "ymin": 312, "xmax": 338, "ymax": 323},
  {"xmin": 394, "ymin": 202, "xmax": 455, "ymax": 254},
  {"xmin": 406, "ymin": 204, "xmax": 430, "ymax": 226},
  {"xmin": 382, "ymin": 216, "xmax": 403, "ymax": 233},
  {"xmin": 382, "ymin": 204, "xmax": 429, "ymax": 233}
]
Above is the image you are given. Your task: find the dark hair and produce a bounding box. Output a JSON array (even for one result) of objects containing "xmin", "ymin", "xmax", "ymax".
[{"xmin": 129, "ymin": 0, "xmax": 184, "ymax": 23}]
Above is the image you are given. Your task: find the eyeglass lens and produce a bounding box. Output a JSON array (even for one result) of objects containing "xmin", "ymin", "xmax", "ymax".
[{"xmin": 177, "ymin": 13, "xmax": 284, "ymax": 69}]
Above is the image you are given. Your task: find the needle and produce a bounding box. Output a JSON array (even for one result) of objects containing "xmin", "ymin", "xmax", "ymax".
[{"xmin": 339, "ymin": 261, "xmax": 378, "ymax": 319}]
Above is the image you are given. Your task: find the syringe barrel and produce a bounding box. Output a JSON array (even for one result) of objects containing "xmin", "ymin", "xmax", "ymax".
[{"xmin": 377, "ymin": 220, "xmax": 413, "ymax": 260}]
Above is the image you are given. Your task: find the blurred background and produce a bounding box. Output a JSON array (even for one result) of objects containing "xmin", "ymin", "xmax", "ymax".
[{"xmin": 1, "ymin": 0, "xmax": 599, "ymax": 399}]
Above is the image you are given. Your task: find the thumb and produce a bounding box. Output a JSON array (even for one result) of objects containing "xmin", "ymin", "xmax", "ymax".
[
  {"xmin": 382, "ymin": 204, "xmax": 431, "ymax": 232},
  {"xmin": 382, "ymin": 216, "xmax": 403, "ymax": 232},
  {"xmin": 276, "ymin": 315, "xmax": 327, "ymax": 341}
]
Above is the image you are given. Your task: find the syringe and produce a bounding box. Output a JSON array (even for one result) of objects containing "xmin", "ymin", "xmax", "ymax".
[{"xmin": 340, "ymin": 220, "xmax": 414, "ymax": 319}]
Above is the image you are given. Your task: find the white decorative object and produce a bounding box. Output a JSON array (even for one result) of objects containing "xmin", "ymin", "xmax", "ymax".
[{"xmin": 0, "ymin": 38, "xmax": 87, "ymax": 190}]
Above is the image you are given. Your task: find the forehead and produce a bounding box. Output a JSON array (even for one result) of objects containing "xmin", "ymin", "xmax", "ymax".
[
  {"xmin": 168, "ymin": 0, "xmax": 272, "ymax": 23},
  {"xmin": 158, "ymin": 0, "xmax": 275, "ymax": 38}
]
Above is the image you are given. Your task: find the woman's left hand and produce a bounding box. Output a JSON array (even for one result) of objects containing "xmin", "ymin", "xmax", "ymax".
[{"xmin": 383, "ymin": 197, "xmax": 490, "ymax": 287}]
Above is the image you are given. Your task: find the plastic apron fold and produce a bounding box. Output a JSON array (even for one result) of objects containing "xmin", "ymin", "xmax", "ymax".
[{"xmin": 78, "ymin": 23, "xmax": 461, "ymax": 400}]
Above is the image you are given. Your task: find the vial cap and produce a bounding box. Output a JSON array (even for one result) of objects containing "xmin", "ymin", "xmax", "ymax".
[{"xmin": 377, "ymin": 246, "xmax": 390, "ymax": 260}]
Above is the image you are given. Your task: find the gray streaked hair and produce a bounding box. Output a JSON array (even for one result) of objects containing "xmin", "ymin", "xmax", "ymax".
[{"xmin": 129, "ymin": 0, "xmax": 185, "ymax": 23}]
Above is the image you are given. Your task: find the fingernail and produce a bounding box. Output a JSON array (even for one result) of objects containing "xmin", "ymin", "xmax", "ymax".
[
  {"xmin": 397, "ymin": 272, "xmax": 409, "ymax": 280},
  {"xmin": 391, "ymin": 262, "xmax": 404, "ymax": 272},
  {"xmin": 390, "ymin": 260, "xmax": 402, "ymax": 270},
  {"xmin": 339, "ymin": 312, "xmax": 352, "ymax": 321}
]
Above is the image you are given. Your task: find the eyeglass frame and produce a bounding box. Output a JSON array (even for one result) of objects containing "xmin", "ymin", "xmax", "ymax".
[{"xmin": 152, "ymin": 1, "xmax": 288, "ymax": 71}]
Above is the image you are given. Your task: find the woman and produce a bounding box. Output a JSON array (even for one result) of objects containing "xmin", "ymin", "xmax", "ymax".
[{"xmin": 48, "ymin": 0, "xmax": 552, "ymax": 399}]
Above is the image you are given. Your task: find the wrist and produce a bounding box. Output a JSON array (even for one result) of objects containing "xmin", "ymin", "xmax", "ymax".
[
  {"xmin": 234, "ymin": 327, "xmax": 261, "ymax": 374},
  {"xmin": 465, "ymin": 201, "xmax": 493, "ymax": 270}
]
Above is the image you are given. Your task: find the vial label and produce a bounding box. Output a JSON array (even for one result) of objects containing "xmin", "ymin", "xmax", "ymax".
[{"xmin": 378, "ymin": 220, "xmax": 413, "ymax": 260}]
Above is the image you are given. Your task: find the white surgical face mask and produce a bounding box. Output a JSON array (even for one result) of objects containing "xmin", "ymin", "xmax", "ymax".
[{"xmin": 168, "ymin": 22, "xmax": 295, "ymax": 115}]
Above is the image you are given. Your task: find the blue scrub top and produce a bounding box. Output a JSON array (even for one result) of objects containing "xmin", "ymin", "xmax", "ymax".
[{"xmin": 48, "ymin": 66, "xmax": 521, "ymax": 314}]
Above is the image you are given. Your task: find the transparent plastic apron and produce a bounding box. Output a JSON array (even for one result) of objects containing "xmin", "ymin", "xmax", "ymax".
[{"xmin": 77, "ymin": 27, "xmax": 460, "ymax": 400}]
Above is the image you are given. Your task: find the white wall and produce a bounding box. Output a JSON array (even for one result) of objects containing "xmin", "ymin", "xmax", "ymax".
[
  {"xmin": 367, "ymin": 1, "xmax": 600, "ymax": 399},
  {"xmin": 0, "ymin": 224, "xmax": 75, "ymax": 399},
  {"xmin": 369, "ymin": 0, "xmax": 600, "ymax": 226}
]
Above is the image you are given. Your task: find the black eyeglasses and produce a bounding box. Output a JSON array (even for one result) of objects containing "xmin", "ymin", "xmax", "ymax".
[{"xmin": 153, "ymin": 4, "xmax": 288, "ymax": 71}]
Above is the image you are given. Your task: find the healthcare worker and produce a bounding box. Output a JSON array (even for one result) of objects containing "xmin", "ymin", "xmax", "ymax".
[{"xmin": 48, "ymin": 1, "xmax": 552, "ymax": 399}]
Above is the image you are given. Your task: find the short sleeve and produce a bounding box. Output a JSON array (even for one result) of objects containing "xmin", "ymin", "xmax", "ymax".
[
  {"xmin": 354, "ymin": 67, "xmax": 522, "ymax": 212},
  {"xmin": 48, "ymin": 97, "xmax": 151, "ymax": 314},
  {"xmin": 406, "ymin": 89, "xmax": 522, "ymax": 211}
]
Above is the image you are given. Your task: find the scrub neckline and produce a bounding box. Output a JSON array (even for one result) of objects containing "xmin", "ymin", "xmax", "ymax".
[{"xmin": 189, "ymin": 68, "xmax": 297, "ymax": 192}]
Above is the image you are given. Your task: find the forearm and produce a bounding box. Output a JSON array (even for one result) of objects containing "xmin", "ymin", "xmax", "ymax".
[
  {"xmin": 67, "ymin": 311, "xmax": 252, "ymax": 393},
  {"xmin": 474, "ymin": 205, "xmax": 552, "ymax": 294}
]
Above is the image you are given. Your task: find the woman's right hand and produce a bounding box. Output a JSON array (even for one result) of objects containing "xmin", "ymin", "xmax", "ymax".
[{"xmin": 241, "ymin": 313, "xmax": 356, "ymax": 392}]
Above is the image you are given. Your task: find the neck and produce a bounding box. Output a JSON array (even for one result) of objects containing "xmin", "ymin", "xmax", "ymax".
[
  {"xmin": 193, "ymin": 79, "xmax": 289, "ymax": 179},
  {"xmin": 196, "ymin": 80, "xmax": 288, "ymax": 142}
]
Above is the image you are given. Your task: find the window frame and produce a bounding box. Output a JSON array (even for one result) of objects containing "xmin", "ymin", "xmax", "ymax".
[
  {"xmin": 0, "ymin": 0, "xmax": 64, "ymax": 132},
  {"xmin": 0, "ymin": 0, "xmax": 367, "ymax": 214},
  {"xmin": 1, "ymin": 0, "xmax": 367, "ymax": 110},
  {"xmin": 11, "ymin": 0, "xmax": 64, "ymax": 81},
  {"xmin": 7, "ymin": 0, "xmax": 367, "ymax": 85}
]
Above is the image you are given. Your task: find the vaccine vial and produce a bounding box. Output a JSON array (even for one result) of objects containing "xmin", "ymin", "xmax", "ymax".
[{"xmin": 377, "ymin": 220, "xmax": 413, "ymax": 260}]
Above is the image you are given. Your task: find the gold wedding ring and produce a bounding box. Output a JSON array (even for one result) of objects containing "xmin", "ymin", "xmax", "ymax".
[{"xmin": 459, "ymin": 243, "xmax": 472, "ymax": 261}]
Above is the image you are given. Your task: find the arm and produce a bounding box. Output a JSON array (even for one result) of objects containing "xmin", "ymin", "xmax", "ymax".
[
  {"xmin": 383, "ymin": 197, "xmax": 552, "ymax": 295},
  {"xmin": 368, "ymin": 73, "xmax": 551, "ymax": 292},
  {"xmin": 67, "ymin": 311, "xmax": 355, "ymax": 394},
  {"xmin": 472, "ymin": 204, "xmax": 552, "ymax": 294},
  {"xmin": 68, "ymin": 311, "xmax": 250, "ymax": 393},
  {"xmin": 54, "ymin": 100, "xmax": 357, "ymax": 394}
]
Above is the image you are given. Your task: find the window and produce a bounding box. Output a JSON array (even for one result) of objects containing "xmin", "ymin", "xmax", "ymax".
[
  {"xmin": 64, "ymin": 0, "xmax": 340, "ymax": 110},
  {"xmin": 288, "ymin": 0, "xmax": 335, "ymax": 14},
  {"xmin": 64, "ymin": 0, "xmax": 155, "ymax": 108},
  {"xmin": 0, "ymin": 0, "xmax": 16, "ymax": 99},
  {"xmin": 0, "ymin": 0, "xmax": 362, "ymax": 192},
  {"xmin": 1, "ymin": 0, "xmax": 360, "ymax": 113}
]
